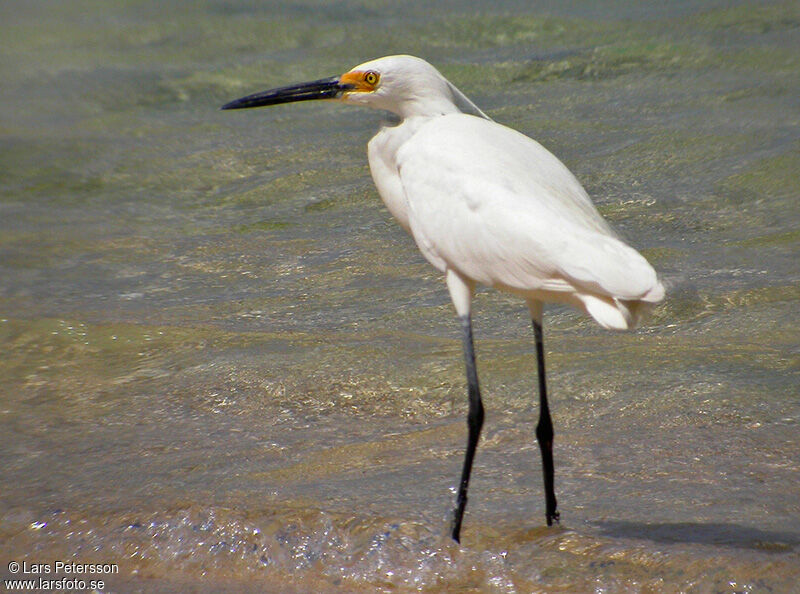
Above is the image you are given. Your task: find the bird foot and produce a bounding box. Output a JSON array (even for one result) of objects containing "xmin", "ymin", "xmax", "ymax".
[{"xmin": 546, "ymin": 511, "xmax": 560, "ymax": 526}]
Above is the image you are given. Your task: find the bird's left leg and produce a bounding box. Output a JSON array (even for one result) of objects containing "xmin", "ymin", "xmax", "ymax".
[
  {"xmin": 529, "ymin": 300, "xmax": 559, "ymax": 526},
  {"xmin": 446, "ymin": 270, "xmax": 483, "ymax": 543}
]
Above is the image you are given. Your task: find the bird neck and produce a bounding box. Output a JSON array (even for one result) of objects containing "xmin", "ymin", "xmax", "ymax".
[{"xmin": 397, "ymin": 95, "xmax": 462, "ymax": 119}]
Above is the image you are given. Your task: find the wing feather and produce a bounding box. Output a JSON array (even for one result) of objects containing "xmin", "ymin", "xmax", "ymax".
[{"xmin": 396, "ymin": 114, "xmax": 661, "ymax": 303}]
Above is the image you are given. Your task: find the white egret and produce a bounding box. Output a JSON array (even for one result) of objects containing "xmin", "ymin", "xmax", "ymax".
[{"xmin": 222, "ymin": 55, "xmax": 664, "ymax": 542}]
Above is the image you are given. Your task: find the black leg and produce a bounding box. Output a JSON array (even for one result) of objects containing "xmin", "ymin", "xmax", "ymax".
[
  {"xmin": 533, "ymin": 318, "xmax": 559, "ymax": 526},
  {"xmin": 451, "ymin": 314, "xmax": 484, "ymax": 543}
]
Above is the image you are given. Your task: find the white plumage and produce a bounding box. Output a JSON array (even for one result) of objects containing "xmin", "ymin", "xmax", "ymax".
[
  {"xmin": 356, "ymin": 55, "xmax": 663, "ymax": 328},
  {"xmin": 222, "ymin": 54, "xmax": 664, "ymax": 542}
]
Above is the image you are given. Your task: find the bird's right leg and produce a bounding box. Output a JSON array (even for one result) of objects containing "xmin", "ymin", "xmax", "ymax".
[
  {"xmin": 529, "ymin": 300, "xmax": 559, "ymax": 526},
  {"xmin": 446, "ymin": 270, "xmax": 483, "ymax": 543}
]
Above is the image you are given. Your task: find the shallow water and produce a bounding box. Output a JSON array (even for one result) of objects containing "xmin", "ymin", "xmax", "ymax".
[{"xmin": 1, "ymin": 0, "xmax": 799, "ymax": 591}]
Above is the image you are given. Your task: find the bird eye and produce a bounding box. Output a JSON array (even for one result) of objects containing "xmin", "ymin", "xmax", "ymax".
[{"xmin": 364, "ymin": 71, "xmax": 379, "ymax": 86}]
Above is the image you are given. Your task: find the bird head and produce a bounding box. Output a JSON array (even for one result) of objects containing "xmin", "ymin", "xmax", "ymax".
[
  {"xmin": 337, "ymin": 55, "xmax": 458, "ymax": 117},
  {"xmin": 222, "ymin": 55, "xmax": 488, "ymax": 120}
]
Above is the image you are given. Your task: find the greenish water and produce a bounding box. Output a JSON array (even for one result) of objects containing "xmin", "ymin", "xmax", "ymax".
[{"xmin": 1, "ymin": 1, "xmax": 798, "ymax": 591}]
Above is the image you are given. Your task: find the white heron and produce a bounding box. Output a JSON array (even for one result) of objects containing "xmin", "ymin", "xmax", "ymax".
[{"xmin": 222, "ymin": 55, "xmax": 664, "ymax": 542}]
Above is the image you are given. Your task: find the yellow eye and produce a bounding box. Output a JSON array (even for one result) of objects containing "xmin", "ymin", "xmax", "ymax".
[{"xmin": 364, "ymin": 71, "xmax": 379, "ymax": 86}]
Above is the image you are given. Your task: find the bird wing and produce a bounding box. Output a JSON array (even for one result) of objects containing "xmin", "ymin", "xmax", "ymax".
[{"xmin": 395, "ymin": 114, "xmax": 660, "ymax": 301}]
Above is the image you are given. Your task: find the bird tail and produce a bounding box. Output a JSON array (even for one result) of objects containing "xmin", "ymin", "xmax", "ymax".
[{"xmin": 579, "ymin": 282, "xmax": 664, "ymax": 330}]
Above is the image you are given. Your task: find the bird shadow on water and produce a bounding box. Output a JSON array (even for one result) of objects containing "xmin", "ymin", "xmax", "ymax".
[{"xmin": 594, "ymin": 520, "xmax": 800, "ymax": 553}]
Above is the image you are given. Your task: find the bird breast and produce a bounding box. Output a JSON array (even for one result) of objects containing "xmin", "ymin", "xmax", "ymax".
[{"xmin": 366, "ymin": 117, "xmax": 433, "ymax": 234}]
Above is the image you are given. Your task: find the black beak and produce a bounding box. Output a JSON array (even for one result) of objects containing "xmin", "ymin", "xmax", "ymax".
[{"xmin": 221, "ymin": 76, "xmax": 352, "ymax": 110}]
